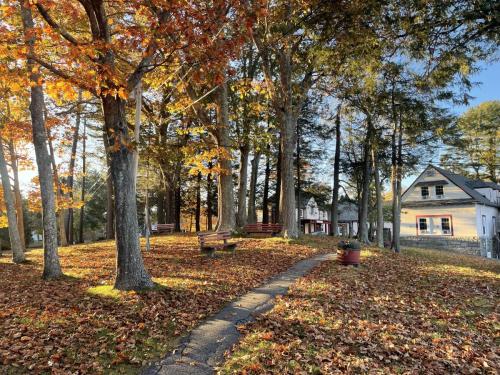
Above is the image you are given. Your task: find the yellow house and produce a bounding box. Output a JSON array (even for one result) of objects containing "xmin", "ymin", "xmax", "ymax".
[{"xmin": 400, "ymin": 165, "xmax": 500, "ymax": 258}]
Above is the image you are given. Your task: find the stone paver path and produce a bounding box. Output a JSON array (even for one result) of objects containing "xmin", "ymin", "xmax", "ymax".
[{"xmin": 142, "ymin": 252, "xmax": 336, "ymax": 375}]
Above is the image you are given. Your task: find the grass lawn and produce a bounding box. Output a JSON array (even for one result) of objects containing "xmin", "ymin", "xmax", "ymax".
[
  {"xmin": 0, "ymin": 234, "xmax": 334, "ymax": 374},
  {"xmin": 220, "ymin": 247, "xmax": 500, "ymax": 374}
]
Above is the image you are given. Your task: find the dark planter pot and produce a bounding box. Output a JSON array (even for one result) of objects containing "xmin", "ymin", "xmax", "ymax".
[{"xmin": 337, "ymin": 240, "xmax": 361, "ymax": 266}]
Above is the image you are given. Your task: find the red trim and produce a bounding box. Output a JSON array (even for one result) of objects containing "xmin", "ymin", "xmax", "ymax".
[{"xmin": 416, "ymin": 214, "xmax": 453, "ymax": 236}]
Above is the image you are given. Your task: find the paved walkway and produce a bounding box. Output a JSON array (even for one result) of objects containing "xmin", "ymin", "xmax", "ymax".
[{"xmin": 142, "ymin": 252, "xmax": 336, "ymax": 375}]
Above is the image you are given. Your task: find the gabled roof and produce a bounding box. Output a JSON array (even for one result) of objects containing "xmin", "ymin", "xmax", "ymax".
[{"xmin": 408, "ymin": 165, "xmax": 500, "ymax": 208}]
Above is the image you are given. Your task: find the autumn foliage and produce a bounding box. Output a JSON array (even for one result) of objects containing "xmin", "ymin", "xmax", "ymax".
[
  {"xmin": 221, "ymin": 247, "xmax": 500, "ymax": 374},
  {"xmin": 0, "ymin": 235, "xmax": 330, "ymax": 373}
]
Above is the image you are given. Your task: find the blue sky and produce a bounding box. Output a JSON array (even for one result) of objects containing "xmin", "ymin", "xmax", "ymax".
[{"xmin": 454, "ymin": 59, "xmax": 500, "ymax": 113}]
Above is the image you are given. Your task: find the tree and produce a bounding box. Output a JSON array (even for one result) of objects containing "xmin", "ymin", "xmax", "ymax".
[
  {"xmin": 441, "ymin": 101, "xmax": 499, "ymax": 182},
  {"xmin": 18, "ymin": 0, "xmax": 63, "ymax": 279}
]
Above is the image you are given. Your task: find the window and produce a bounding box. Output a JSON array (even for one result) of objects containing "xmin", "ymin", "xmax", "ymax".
[
  {"xmin": 421, "ymin": 186, "xmax": 429, "ymax": 199},
  {"xmin": 435, "ymin": 185, "xmax": 444, "ymax": 197},
  {"xmin": 482, "ymin": 215, "xmax": 486, "ymax": 235},
  {"xmin": 419, "ymin": 218, "xmax": 428, "ymax": 232},
  {"xmin": 492, "ymin": 216, "xmax": 497, "ymax": 236},
  {"xmin": 299, "ymin": 209, "xmax": 304, "ymax": 218},
  {"xmin": 441, "ymin": 217, "xmax": 451, "ymax": 234}
]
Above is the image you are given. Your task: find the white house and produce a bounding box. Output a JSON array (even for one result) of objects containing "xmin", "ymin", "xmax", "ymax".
[
  {"xmin": 297, "ymin": 196, "xmax": 331, "ymax": 234},
  {"xmin": 400, "ymin": 165, "xmax": 500, "ymax": 257}
]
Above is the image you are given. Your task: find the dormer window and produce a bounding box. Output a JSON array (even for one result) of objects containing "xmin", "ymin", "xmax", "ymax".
[
  {"xmin": 435, "ymin": 185, "xmax": 444, "ymax": 198},
  {"xmin": 421, "ymin": 186, "xmax": 429, "ymax": 199}
]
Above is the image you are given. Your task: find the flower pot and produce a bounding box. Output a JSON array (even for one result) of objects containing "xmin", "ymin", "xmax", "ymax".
[{"xmin": 337, "ymin": 240, "xmax": 361, "ymax": 266}]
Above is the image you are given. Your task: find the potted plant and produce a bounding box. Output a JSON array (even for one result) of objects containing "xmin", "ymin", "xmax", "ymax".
[{"xmin": 337, "ymin": 239, "xmax": 361, "ymax": 266}]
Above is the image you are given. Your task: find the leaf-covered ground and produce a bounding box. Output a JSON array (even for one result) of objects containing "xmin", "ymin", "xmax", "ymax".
[
  {"xmin": 220, "ymin": 247, "xmax": 500, "ymax": 374},
  {"xmin": 0, "ymin": 234, "xmax": 333, "ymax": 374}
]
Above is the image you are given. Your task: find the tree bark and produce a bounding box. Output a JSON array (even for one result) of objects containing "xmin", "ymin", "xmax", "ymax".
[
  {"xmin": 358, "ymin": 118, "xmax": 373, "ymax": 244},
  {"xmin": 174, "ymin": 180, "xmax": 181, "ymax": 232},
  {"xmin": 19, "ymin": 0, "xmax": 63, "ymax": 279},
  {"xmin": 247, "ymin": 151, "xmax": 261, "ymax": 224},
  {"xmin": 262, "ymin": 150, "xmax": 270, "ymax": 224},
  {"xmin": 102, "ymin": 131, "xmax": 115, "ymax": 240},
  {"xmin": 394, "ymin": 113, "xmax": 403, "ymax": 253},
  {"xmin": 296, "ymin": 118, "xmax": 301, "ymax": 233},
  {"xmin": 206, "ymin": 168, "xmax": 213, "ymax": 231},
  {"xmin": 8, "ymin": 140, "xmax": 25, "ymax": 247},
  {"xmin": 236, "ymin": 145, "xmax": 249, "ymax": 228},
  {"xmin": 275, "ymin": 142, "xmax": 282, "ymax": 224},
  {"xmin": 46, "ymin": 126, "xmax": 67, "ymax": 247},
  {"xmin": 132, "ymin": 81, "xmax": 142, "ymax": 189},
  {"xmin": 101, "ymin": 95, "xmax": 153, "ymax": 290},
  {"xmin": 195, "ymin": 172, "xmax": 201, "ymax": 232},
  {"xmin": 330, "ymin": 107, "xmax": 341, "ymax": 236},
  {"xmin": 214, "ymin": 79, "xmax": 236, "ymax": 232},
  {"xmin": 0, "ymin": 139, "xmax": 25, "ymax": 263},
  {"xmin": 372, "ymin": 148, "xmax": 384, "ymax": 248},
  {"xmin": 65, "ymin": 90, "xmax": 82, "ymax": 245},
  {"xmin": 79, "ymin": 120, "xmax": 86, "ymax": 244}
]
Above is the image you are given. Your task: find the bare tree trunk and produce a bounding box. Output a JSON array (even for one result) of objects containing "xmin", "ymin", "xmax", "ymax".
[
  {"xmin": 395, "ymin": 113, "xmax": 403, "ymax": 253},
  {"xmin": 0, "ymin": 139, "xmax": 25, "ymax": 263},
  {"xmin": 391, "ymin": 97, "xmax": 402, "ymax": 253},
  {"xmin": 296, "ymin": 119, "xmax": 301, "ymax": 233},
  {"xmin": 19, "ymin": 1, "xmax": 63, "ymax": 279},
  {"xmin": 46, "ymin": 127, "xmax": 67, "ymax": 247},
  {"xmin": 101, "ymin": 95, "xmax": 153, "ymax": 290},
  {"xmin": 207, "ymin": 167, "xmax": 213, "ymax": 231},
  {"xmin": 372, "ymin": 148, "xmax": 384, "ymax": 248},
  {"xmin": 247, "ymin": 151, "xmax": 261, "ymax": 224},
  {"xmin": 103, "ymin": 132, "xmax": 115, "ymax": 239},
  {"xmin": 174, "ymin": 181, "xmax": 181, "ymax": 232},
  {"xmin": 214, "ymin": 79, "xmax": 236, "ymax": 232},
  {"xmin": 132, "ymin": 81, "xmax": 142, "ymax": 189},
  {"xmin": 275, "ymin": 142, "xmax": 282, "ymax": 224},
  {"xmin": 358, "ymin": 118, "xmax": 373, "ymax": 244},
  {"xmin": 330, "ymin": 106, "xmax": 341, "ymax": 236},
  {"xmin": 262, "ymin": 150, "xmax": 270, "ymax": 224},
  {"xmin": 195, "ymin": 172, "xmax": 201, "ymax": 232},
  {"xmin": 8, "ymin": 140, "xmax": 25, "ymax": 247},
  {"xmin": 236, "ymin": 145, "xmax": 249, "ymax": 227},
  {"xmin": 66, "ymin": 91, "xmax": 82, "ymax": 245},
  {"xmin": 79, "ymin": 120, "xmax": 86, "ymax": 244}
]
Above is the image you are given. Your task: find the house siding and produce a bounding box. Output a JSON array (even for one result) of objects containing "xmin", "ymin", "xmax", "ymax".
[
  {"xmin": 403, "ymin": 170, "xmax": 470, "ymax": 202},
  {"xmin": 401, "ymin": 204, "xmax": 477, "ymax": 238}
]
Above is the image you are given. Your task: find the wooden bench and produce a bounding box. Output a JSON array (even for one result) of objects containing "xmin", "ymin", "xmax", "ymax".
[
  {"xmin": 244, "ymin": 223, "xmax": 282, "ymax": 236},
  {"xmin": 151, "ymin": 223, "xmax": 175, "ymax": 235},
  {"xmin": 197, "ymin": 231, "xmax": 238, "ymax": 256}
]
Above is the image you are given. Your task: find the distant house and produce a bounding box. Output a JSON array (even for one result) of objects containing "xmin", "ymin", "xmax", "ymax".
[
  {"xmin": 298, "ymin": 195, "xmax": 331, "ymax": 234},
  {"xmin": 336, "ymin": 201, "xmax": 359, "ymax": 237},
  {"xmin": 400, "ymin": 165, "xmax": 500, "ymax": 258}
]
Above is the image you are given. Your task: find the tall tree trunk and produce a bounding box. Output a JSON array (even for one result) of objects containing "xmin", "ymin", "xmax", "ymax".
[
  {"xmin": 372, "ymin": 148, "xmax": 384, "ymax": 248},
  {"xmin": 8, "ymin": 140, "xmax": 25, "ymax": 247},
  {"xmin": 46, "ymin": 127, "xmax": 67, "ymax": 246},
  {"xmin": 0, "ymin": 139, "xmax": 25, "ymax": 263},
  {"xmin": 330, "ymin": 106, "xmax": 341, "ymax": 236},
  {"xmin": 391, "ymin": 97, "xmax": 402, "ymax": 253},
  {"xmin": 395, "ymin": 114, "xmax": 403, "ymax": 253},
  {"xmin": 275, "ymin": 142, "xmax": 282, "ymax": 223},
  {"xmin": 157, "ymin": 190, "xmax": 166, "ymax": 224},
  {"xmin": 65, "ymin": 91, "xmax": 82, "ymax": 245},
  {"xmin": 236, "ymin": 145, "xmax": 249, "ymax": 228},
  {"xmin": 19, "ymin": 1, "xmax": 62, "ymax": 279},
  {"xmin": 132, "ymin": 81, "xmax": 142, "ymax": 189},
  {"xmin": 358, "ymin": 118, "xmax": 373, "ymax": 244},
  {"xmin": 103, "ymin": 131, "xmax": 115, "ymax": 239},
  {"xmin": 247, "ymin": 151, "xmax": 261, "ymax": 224},
  {"xmin": 79, "ymin": 120, "xmax": 86, "ymax": 244},
  {"xmin": 195, "ymin": 172, "xmax": 201, "ymax": 232},
  {"xmin": 296, "ymin": 119, "xmax": 301, "ymax": 233},
  {"xmin": 262, "ymin": 150, "xmax": 270, "ymax": 224},
  {"xmin": 174, "ymin": 179, "xmax": 181, "ymax": 232},
  {"xmin": 101, "ymin": 95, "xmax": 153, "ymax": 290},
  {"xmin": 207, "ymin": 167, "xmax": 213, "ymax": 231},
  {"xmin": 214, "ymin": 79, "xmax": 236, "ymax": 232}
]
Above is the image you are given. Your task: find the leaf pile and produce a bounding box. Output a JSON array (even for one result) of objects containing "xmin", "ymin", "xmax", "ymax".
[
  {"xmin": 0, "ymin": 234, "xmax": 332, "ymax": 374},
  {"xmin": 221, "ymin": 247, "xmax": 500, "ymax": 374}
]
